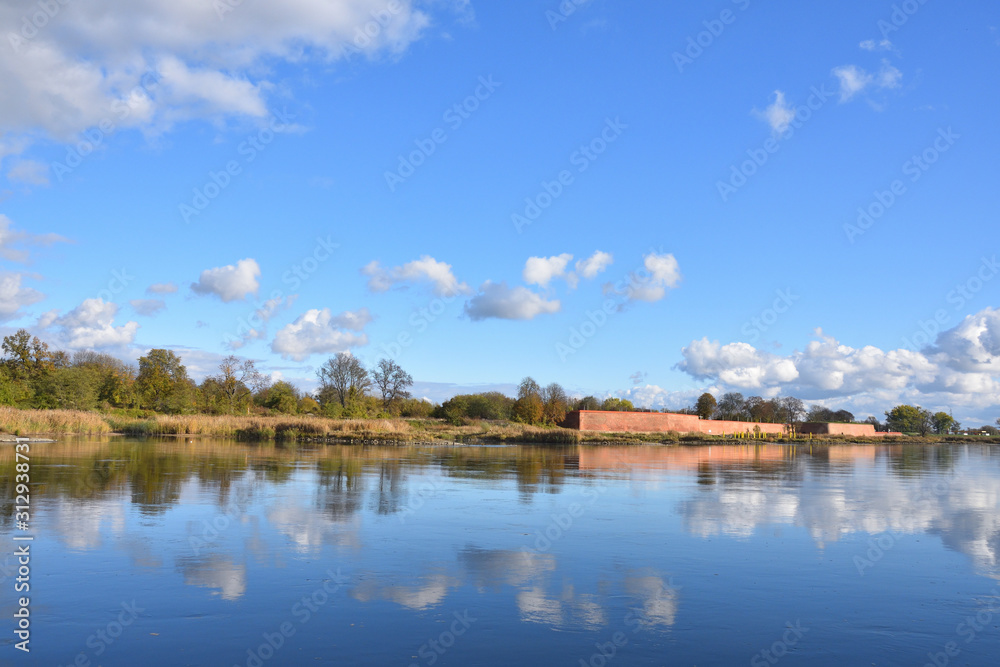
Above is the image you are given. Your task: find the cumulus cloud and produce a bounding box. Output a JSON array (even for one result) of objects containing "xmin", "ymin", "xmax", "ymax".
[
  {"xmin": 0, "ymin": 272, "xmax": 45, "ymax": 321},
  {"xmin": 465, "ymin": 282, "xmax": 560, "ymax": 321},
  {"xmin": 271, "ymin": 307, "xmax": 372, "ymax": 361},
  {"xmin": 362, "ymin": 255, "xmax": 470, "ymax": 296},
  {"xmin": 523, "ymin": 254, "xmax": 573, "ymax": 287},
  {"xmin": 147, "ymin": 282, "xmax": 178, "ymax": 294},
  {"xmin": 43, "ymin": 298, "xmax": 139, "ymax": 348},
  {"xmin": 0, "ymin": 214, "xmax": 69, "ymax": 263},
  {"xmin": 0, "ymin": 0, "xmax": 443, "ymax": 143},
  {"xmin": 575, "ymin": 251, "xmax": 613, "ymax": 280},
  {"xmin": 626, "ymin": 252, "xmax": 681, "ymax": 302},
  {"xmin": 833, "ymin": 61, "xmax": 902, "ymax": 103},
  {"xmin": 191, "ymin": 258, "xmax": 260, "ymax": 302},
  {"xmin": 676, "ymin": 309, "xmax": 1000, "ymax": 419},
  {"xmin": 129, "ymin": 299, "xmax": 166, "ymax": 317},
  {"xmin": 757, "ymin": 90, "xmax": 796, "ymax": 134}
]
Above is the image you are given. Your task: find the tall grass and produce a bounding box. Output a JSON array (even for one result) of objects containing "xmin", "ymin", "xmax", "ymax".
[{"xmin": 0, "ymin": 406, "xmax": 112, "ymax": 435}]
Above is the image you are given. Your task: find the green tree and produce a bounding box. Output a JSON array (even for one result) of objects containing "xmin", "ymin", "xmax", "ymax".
[
  {"xmin": 575, "ymin": 395, "xmax": 601, "ymax": 411},
  {"xmin": 263, "ymin": 381, "xmax": 299, "ymax": 414},
  {"xmin": 1, "ymin": 329, "xmax": 53, "ymax": 383},
  {"xmin": 932, "ymin": 412, "xmax": 956, "ymax": 435},
  {"xmin": 136, "ymin": 349, "xmax": 192, "ymax": 413},
  {"xmin": 601, "ymin": 397, "xmax": 634, "ymax": 412},
  {"xmin": 885, "ymin": 405, "xmax": 932, "ymax": 435},
  {"xmin": 695, "ymin": 392, "xmax": 717, "ymax": 420}
]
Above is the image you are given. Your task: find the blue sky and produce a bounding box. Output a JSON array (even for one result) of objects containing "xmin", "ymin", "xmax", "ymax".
[{"xmin": 1, "ymin": 0, "xmax": 999, "ymax": 423}]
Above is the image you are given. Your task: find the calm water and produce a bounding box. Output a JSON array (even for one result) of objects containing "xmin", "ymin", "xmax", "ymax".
[{"xmin": 2, "ymin": 439, "xmax": 999, "ymax": 666}]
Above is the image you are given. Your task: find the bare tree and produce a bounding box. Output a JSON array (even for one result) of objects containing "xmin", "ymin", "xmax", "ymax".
[
  {"xmin": 372, "ymin": 358, "xmax": 413, "ymax": 410},
  {"xmin": 318, "ymin": 353, "xmax": 370, "ymax": 408}
]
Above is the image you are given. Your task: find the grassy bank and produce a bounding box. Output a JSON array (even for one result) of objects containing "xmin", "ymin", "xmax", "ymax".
[
  {"xmin": 0, "ymin": 407, "xmax": 583, "ymax": 443},
  {"xmin": 3, "ymin": 407, "xmax": 998, "ymax": 445}
]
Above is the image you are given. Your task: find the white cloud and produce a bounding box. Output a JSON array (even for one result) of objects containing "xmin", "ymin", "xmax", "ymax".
[
  {"xmin": 271, "ymin": 307, "xmax": 372, "ymax": 361},
  {"xmin": 6, "ymin": 159, "xmax": 49, "ymax": 185},
  {"xmin": 523, "ymin": 254, "xmax": 573, "ymax": 287},
  {"xmin": 147, "ymin": 282, "xmax": 178, "ymax": 294},
  {"xmin": 0, "ymin": 0, "xmax": 442, "ymax": 142},
  {"xmin": 832, "ymin": 65, "xmax": 873, "ymax": 102},
  {"xmin": 627, "ymin": 252, "xmax": 681, "ymax": 302},
  {"xmin": 0, "ymin": 273, "xmax": 45, "ymax": 321},
  {"xmin": 129, "ymin": 299, "xmax": 166, "ymax": 316},
  {"xmin": 757, "ymin": 90, "xmax": 796, "ymax": 134},
  {"xmin": 362, "ymin": 255, "xmax": 470, "ymax": 296},
  {"xmin": 0, "ymin": 214, "xmax": 69, "ymax": 263},
  {"xmin": 833, "ymin": 61, "xmax": 902, "ymax": 103},
  {"xmin": 44, "ymin": 298, "xmax": 139, "ymax": 348},
  {"xmin": 465, "ymin": 282, "xmax": 560, "ymax": 321},
  {"xmin": 191, "ymin": 258, "xmax": 260, "ymax": 302},
  {"xmin": 676, "ymin": 309, "xmax": 1000, "ymax": 420},
  {"xmin": 225, "ymin": 295, "xmax": 298, "ymax": 350},
  {"xmin": 860, "ymin": 39, "xmax": 893, "ymax": 51},
  {"xmin": 877, "ymin": 60, "xmax": 903, "ymax": 89},
  {"xmin": 575, "ymin": 251, "xmax": 613, "ymax": 280}
]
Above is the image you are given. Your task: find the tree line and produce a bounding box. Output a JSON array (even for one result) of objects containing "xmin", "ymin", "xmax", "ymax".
[
  {"xmin": 3, "ymin": 329, "xmax": 997, "ymax": 432},
  {"xmin": 0, "ymin": 329, "xmax": 426, "ymax": 418}
]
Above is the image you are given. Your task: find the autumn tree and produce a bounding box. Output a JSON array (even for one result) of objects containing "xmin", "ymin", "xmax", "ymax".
[
  {"xmin": 136, "ymin": 349, "xmax": 193, "ymax": 413},
  {"xmin": 212, "ymin": 355, "xmax": 268, "ymax": 414},
  {"xmin": 695, "ymin": 392, "xmax": 717, "ymax": 420},
  {"xmin": 317, "ymin": 353, "xmax": 370, "ymax": 408},
  {"xmin": 372, "ymin": 358, "xmax": 413, "ymax": 411}
]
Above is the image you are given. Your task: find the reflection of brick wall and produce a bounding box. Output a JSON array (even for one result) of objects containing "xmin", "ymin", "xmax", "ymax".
[{"xmin": 563, "ymin": 411, "xmax": 899, "ymax": 437}]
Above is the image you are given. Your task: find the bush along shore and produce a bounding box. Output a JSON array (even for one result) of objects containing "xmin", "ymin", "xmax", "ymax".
[{"xmin": 2, "ymin": 408, "xmax": 998, "ymax": 445}]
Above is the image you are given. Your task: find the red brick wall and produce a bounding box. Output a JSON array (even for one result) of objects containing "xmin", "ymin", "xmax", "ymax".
[
  {"xmin": 565, "ymin": 412, "xmax": 899, "ymax": 437},
  {"xmin": 570, "ymin": 411, "xmax": 786, "ymax": 435}
]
